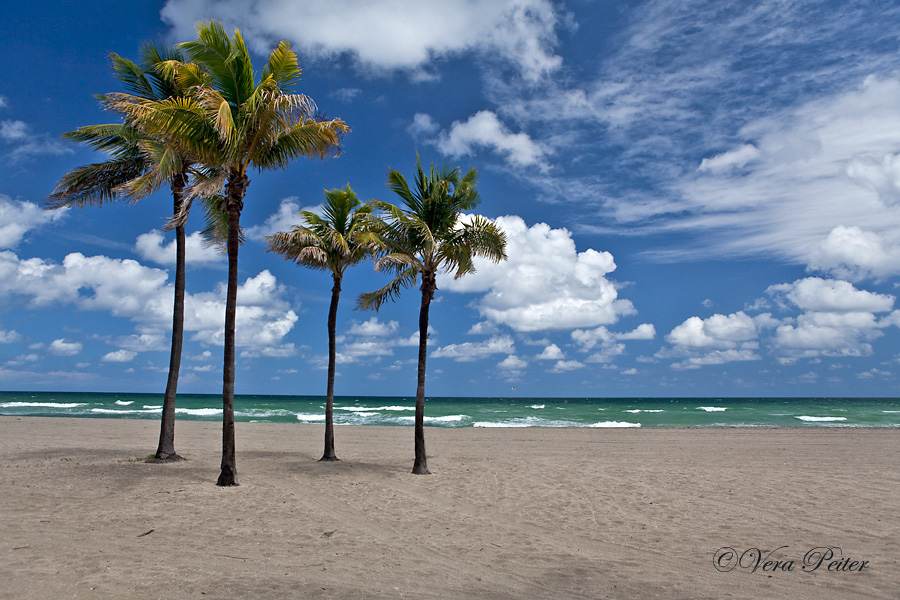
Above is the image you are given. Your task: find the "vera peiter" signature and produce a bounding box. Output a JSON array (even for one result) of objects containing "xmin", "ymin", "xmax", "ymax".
[{"xmin": 713, "ymin": 546, "xmax": 870, "ymax": 574}]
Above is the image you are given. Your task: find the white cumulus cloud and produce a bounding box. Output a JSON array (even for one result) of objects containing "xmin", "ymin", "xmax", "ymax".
[
  {"xmin": 135, "ymin": 230, "xmax": 225, "ymax": 265},
  {"xmin": 49, "ymin": 339, "xmax": 82, "ymax": 356},
  {"xmin": 431, "ymin": 335, "xmax": 515, "ymax": 362},
  {"xmin": 535, "ymin": 343, "xmax": 564, "ymax": 360},
  {"xmin": 434, "ymin": 111, "xmax": 548, "ymax": 170},
  {"xmin": 767, "ymin": 278, "xmax": 895, "ymax": 313},
  {"xmin": 0, "ymin": 250, "xmax": 298, "ymax": 352},
  {"xmin": 0, "ymin": 197, "xmax": 67, "ymax": 250},
  {"xmin": 102, "ymin": 349, "xmax": 137, "ymax": 363},
  {"xmin": 439, "ymin": 215, "xmax": 636, "ymax": 332},
  {"xmin": 808, "ymin": 226, "xmax": 900, "ymax": 281}
]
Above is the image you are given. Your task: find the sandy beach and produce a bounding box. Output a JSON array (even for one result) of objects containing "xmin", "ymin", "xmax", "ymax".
[{"xmin": 1, "ymin": 416, "xmax": 897, "ymax": 599}]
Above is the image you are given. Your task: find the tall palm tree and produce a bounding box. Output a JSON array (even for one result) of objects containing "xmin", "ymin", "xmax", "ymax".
[
  {"xmin": 108, "ymin": 21, "xmax": 348, "ymax": 485},
  {"xmin": 48, "ymin": 43, "xmax": 210, "ymax": 463},
  {"xmin": 359, "ymin": 156, "xmax": 507, "ymax": 474},
  {"xmin": 266, "ymin": 185, "xmax": 377, "ymax": 461}
]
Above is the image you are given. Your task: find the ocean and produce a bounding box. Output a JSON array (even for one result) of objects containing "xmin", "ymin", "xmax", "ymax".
[{"xmin": 1, "ymin": 391, "xmax": 898, "ymax": 428}]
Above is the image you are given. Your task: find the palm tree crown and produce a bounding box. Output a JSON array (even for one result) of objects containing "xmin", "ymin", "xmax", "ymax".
[
  {"xmin": 266, "ymin": 184, "xmax": 377, "ymax": 277},
  {"xmin": 104, "ymin": 21, "xmax": 347, "ymax": 201},
  {"xmin": 48, "ymin": 44, "xmax": 197, "ymax": 209},
  {"xmin": 359, "ymin": 157, "xmax": 507, "ymax": 311}
]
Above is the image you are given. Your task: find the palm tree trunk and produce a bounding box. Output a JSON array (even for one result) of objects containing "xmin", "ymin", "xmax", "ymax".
[
  {"xmin": 321, "ymin": 272, "xmax": 341, "ymax": 461},
  {"xmin": 412, "ymin": 271, "xmax": 435, "ymax": 475},
  {"xmin": 217, "ymin": 173, "xmax": 247, "ymax": 487},
  {"xmin": 153, "ymin": 172, "xmax": 187, "ymax": 463}
]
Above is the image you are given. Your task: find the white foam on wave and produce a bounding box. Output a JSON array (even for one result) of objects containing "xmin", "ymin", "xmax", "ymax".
[
  {"xmin": 530, "ymin": 404, "xmax": 545, "ymax": 409},
  {"xmin": 175, "ymin": 408, "xmax": 221, "ymax": 416},
  {"xmin": 473, "ymin": 422, "xmax": 531, "ymax": 428},
  {"xmin": 296, "ymin": 413, "xmax": 326, "ymax": 422},
  {"xmin": 698, "ymin": 406, "xmax": 727, "ymax": 412},
  {"xmin": 398, "ymin": 414, "xmax": 466, "ymax": 423},
  {"xmin": 625, "ymin": 409, "xmax": 664, "ymax": 413},
  {"xmin": 91, "ymin": 408, "xmax": 161, "ymax": 414},
  {"xmin": 796, "ymin": 416, "xmax": 847, "ymax": 422},
  {"xmin": 882, "ymin": 410, "xmax": 900, "ymax": 413},
  {"xmin": 1, "ymin": 402, "xmax": 88, "ymax": 408},
  {"xmin": 114, "ymin": 400, "xmax": 133, "ymax": 406},
  {"xmin": 236, "ymin": 409, "xmax": 295, "ymax": 419},
  {"xmin": 589, "ymin": 421, "xmax": 641, "ymax": 428},
  {"xmin": 143, "ymin": 405, "xmax": 162, "ymax": 409},
  {"xmin": 337, "ymin": 406, "xmax": 414, "ymax": 412}
]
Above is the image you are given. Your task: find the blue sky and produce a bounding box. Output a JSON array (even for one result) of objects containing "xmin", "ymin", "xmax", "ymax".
[{"xmin": 2, "ymin": 0, "xmax": 900, "ymax": 398}]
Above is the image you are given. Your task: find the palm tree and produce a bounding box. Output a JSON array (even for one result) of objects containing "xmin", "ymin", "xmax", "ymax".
[
  {"xmin": 266, "ymin": 185, "xmax": 377, "ymax": 461},
  {"xmin": 48, "ymin": 43, "xmax": 211, "ymax": 463},
  {"xmin": 359, "ymin": 156, "xmax": 507, "ymax": 474},
  {"xmin": 107, "ymin": 21, "xmax": 348, "ymax": 485}
]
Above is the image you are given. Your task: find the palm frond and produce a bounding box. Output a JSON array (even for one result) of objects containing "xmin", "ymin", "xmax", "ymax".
[
  {"xmin": 110, "ymin": 53, "xmax": 157, "ymax": 99},
  {"xmin": 62, "ymin": 123, "xmax": 143, "ymax": 157},
  {"xmin": 47, "ymin": 156, "xmax": 147, "ymax": 208},
  {"xmin": 198, "ymin": 194, "xmax": 239, "ymax": 250},
  {"xmin": 357, "ymin": 266, "xmax": 420, "ymax": 311},
  {"xmin": 262, "ymin": 40, "xmax": 301, "ymax": 89}
]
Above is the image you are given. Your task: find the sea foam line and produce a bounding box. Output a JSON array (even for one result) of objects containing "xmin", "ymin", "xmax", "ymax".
[
  {"xmin": 1, "ymin": 402, "xmax": 88, "ymax": 408},
  {"xmin": 698, "ymin": 406, "xmax": 727, "ymax": 412},
  {"xmin": 796, "ymin": 416, "xmax": 847, "ymax": 422},
  {"xmin": 175, "ymin": 408, "xmax": 221, "ymax": 416},
  {"xmin": 398, "ymin": 415, "xmax": 466, "ymax": 423},
  {"xmin": 336, "ymin": 406, "xmax": 415, "ymax": 412},
  {"xmin": 91, "ymin": 408, "xmax": 160, "ymax": 414}
]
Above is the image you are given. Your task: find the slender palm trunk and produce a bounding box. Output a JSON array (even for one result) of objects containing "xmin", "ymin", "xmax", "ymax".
[
  {"xmin": 412, "ymin": 271, "xmax": 435, "ymax": 475},
  {"xmin": 153, "ymin": 171, "xmax": 188, "ymax": 463},
  {"xmin": 321, "ymin": 272, "xmax": 342, "ymax": 461},
  {"xmin": 217, "ymin": 173, "xmax": 247, "ymax": 487}
]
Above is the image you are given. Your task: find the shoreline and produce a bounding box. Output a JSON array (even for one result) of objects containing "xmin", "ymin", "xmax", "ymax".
[{"xmin": 2, "ymin": 416, "xmax": 897, "ymax": 599}]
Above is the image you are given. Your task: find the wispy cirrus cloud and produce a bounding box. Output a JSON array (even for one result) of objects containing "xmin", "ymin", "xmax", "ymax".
[{"xmin": 485, "ymin": 1, "xmax": 900, "ymax": 270}]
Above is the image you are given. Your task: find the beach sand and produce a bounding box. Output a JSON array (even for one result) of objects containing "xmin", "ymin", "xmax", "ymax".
[{"xmin": 1, "ymin": 416, "xmax": 897, "ymax": 599}]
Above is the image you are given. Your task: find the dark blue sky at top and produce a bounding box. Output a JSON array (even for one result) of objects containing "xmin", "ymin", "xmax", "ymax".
[{"xmin": 1, "ymin": 0, "xmax": 899, "ymax": 398}]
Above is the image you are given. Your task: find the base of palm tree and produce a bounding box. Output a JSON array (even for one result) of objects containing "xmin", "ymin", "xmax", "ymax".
[
  {"xmin": 147, "ymin": 452, "xmax": 186, "ymax": 463},
  {"xmin": 216, "ymin": 467, "xmax": 239, "ymax": 486},
  {"xmin": 411, "ymin": 464, "xmax": 431, "ymax": 475},
  {"xmin": 318, "ymin": 455, "xmax": 340, "ymax": 462}
]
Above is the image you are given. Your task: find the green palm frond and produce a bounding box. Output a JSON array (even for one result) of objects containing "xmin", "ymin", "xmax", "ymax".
[
  {"xmin": 47, "ymin": 156, "xmax": 148, "ymax": 208},
  {"xmin": 357, "ymin": 266, "xmax": 420, "ymax": 311},
  {"xmin": 261, "ymin": 118, "xmax": 348, "ymax": 169},
  {"xmin": 262, "ymin": 40, "xmax": 301, "ymax": 89},
  {"xmin": 62, "ymin": 123, "xmax": 143, "ymax": 157},
  {"xmin": 110, "ymin": 53, "xmax": 156, "ymax": 100}
]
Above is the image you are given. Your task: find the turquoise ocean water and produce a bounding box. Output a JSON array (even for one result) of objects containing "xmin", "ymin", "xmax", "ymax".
[{"xmin": 1, "ymin": 391, "xmax": 898, "ymax": 427}]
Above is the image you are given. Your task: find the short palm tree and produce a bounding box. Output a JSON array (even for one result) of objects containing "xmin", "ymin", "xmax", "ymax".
[
  {"xmin": 48, "ymin": 43, "xmax": 211, "ymax": 463},
  {"xmin": 359, "ymin": 156, "xmax": 507, "ymax": 474},
  {"xmin": 107, "ymin": 21, "xmax": 349, "ymax": 485},
  {"xmin": 266, "ymin": 184, "xmax": 377, "ymax": 461}
]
